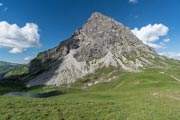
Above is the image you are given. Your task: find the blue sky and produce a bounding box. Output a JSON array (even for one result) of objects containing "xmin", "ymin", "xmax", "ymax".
[{"xmin": 0, "ymin": 0, "xmax": 180, "ymax": 63}]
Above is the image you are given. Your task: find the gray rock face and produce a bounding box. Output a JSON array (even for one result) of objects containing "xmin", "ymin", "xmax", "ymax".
[
  {"xmin": 73, "ymin": 12, "xmax": 154, "ymax": 61},
  {"xmin": 26, "ymin": 12, "xmax": 163, "ymax": 87}
]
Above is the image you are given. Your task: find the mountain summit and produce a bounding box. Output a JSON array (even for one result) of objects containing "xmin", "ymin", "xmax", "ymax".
[{"xmin": 26, "ymin": 12, "xmax": 169, "ymax": 87}]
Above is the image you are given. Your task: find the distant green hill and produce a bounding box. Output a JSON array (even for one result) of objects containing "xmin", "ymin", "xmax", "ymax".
[
  {"xmin": 0, "ymin": 61, "xmax": 20, "ymax": 77},
  {"xmin": 0, "ymin": 61, "xmax": 29, "ymax": 78},
  {"xmin": 4, "ymin": 64, "xmax": 28, "ymax": 77}
]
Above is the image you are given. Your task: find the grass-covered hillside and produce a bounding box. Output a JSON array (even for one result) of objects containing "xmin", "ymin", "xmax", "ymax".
[
  {"xmin": 4, "ymin": 64, "xmax": 28, "ymax": 78},
  {"xmin": 0, "ymin": 61, "xmax": 21, "ymax": 78},
  {"xmin": 0, "ymin": 61, "xmax": 180, "ymax": 120}
]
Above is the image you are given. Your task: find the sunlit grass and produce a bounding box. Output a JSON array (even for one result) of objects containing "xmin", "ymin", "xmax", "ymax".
[{"xmin": 0, "ymin": 66, "xmax": 180, "ymax": 120}]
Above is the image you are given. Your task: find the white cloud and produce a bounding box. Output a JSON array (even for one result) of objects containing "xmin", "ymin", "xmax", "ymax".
[
  {"xmin": 24, "ymin": 56, "xmax": 33, "ymax": 61},
  {"xmin": 0, "ymin": 3, "xmax": 3, "ymax": 6},
  {"xmin": 158, "ymin": 38, "xmax": 171, "ymax": 48},
  {"xmin": 163, "ymin": 38, "xmax": 170, "ymax": 43},
  {"xmin": 159, "ymin": 52, "xmax": 180, "ymax": 60},
  {"xmin": 131, "ymin": 24, "xmax": 169, "ymax": 49},
  {"xmin": 147, "ymin": 43, "xmax": 163, "ymax": 49},
  {"xmin": 129, "ymin": 0, "xmax": 138, "ymax": 4},
  {"xmin": 9, "ymin": 48, "xmax": 25, "ymax": 53},
  {"xmin": 0, "ymin": 21, "xmax": 41, "ymax": 53}
]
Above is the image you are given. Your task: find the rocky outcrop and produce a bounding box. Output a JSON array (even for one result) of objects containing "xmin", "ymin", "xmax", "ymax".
[{"xmin": 26, "ymin": 12, "xmax": 167, "ymax": 87}]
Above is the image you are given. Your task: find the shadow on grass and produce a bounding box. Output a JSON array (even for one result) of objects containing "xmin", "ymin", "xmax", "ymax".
[{"xmin": 4, "ymin": 90, "xmax": 63, "ymax": 98}]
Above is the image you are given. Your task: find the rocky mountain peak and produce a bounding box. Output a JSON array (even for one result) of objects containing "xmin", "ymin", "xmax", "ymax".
[
  {"xmin": 88, "ymin": 12, "xmax": 112, "ymax": 22},
  {"xmin": 81, "ymin": 12, "xmax": 123, "ymax": 36},
  {"xmin": 27, "ymin": 12, "xmax": 164, "ymax": 87}
]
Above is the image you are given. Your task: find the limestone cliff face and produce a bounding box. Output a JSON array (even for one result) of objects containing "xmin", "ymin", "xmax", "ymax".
[{"xmin": 26, "ymin": 12, "xmax": 165, "ymax": 87}]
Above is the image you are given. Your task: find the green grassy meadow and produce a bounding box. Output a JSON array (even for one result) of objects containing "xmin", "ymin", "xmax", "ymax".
[{"xmin": 0, "ymin": 65, "xmax": 180, "ymax": 120}]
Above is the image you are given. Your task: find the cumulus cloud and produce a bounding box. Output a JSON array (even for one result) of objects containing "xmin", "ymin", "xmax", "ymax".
[
  {"xmin": 159, "ymin": 52, "xmax": 180, "ymax": 60},
  {"xmin": 129, "ymin": 0, "xmax": 138, "ymax": 4},
  {"xmin": 0, "ymin": 21, "xmax": 41, "ymax": 53},
  {"xmin": 9, "ymin": 48, "xmax": 25, "ymax": 53},
  {"xmin": 131, "ymin": 24, "xmax": 169, "ymax": 49},
  {"xmin": 24, "ymin": 56, "xmax": 33, "ymax": 61}
]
